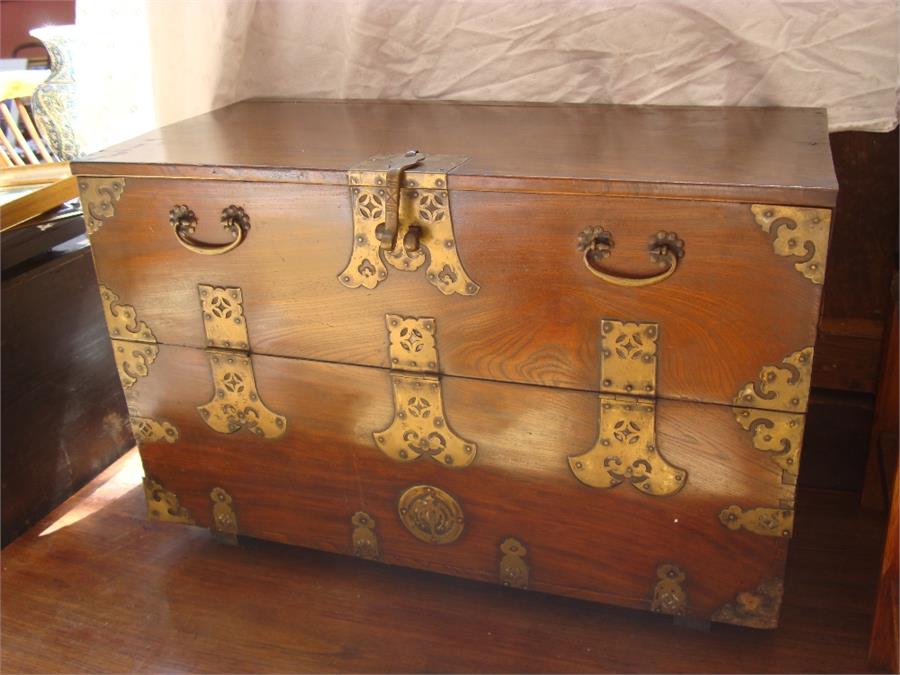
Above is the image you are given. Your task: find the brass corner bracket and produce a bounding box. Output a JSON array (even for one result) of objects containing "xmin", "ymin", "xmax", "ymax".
[
  {"xmin": 375, "ymin": 315, "xmax": 476, "ymax": 467},
  {"xmin": 195, "ymin": 284, "xmax": 287, "ymax": 439},
  {"xmin": 143, "ymin": 477, "xmax": 194, "ymax": 524},
  {"xmin": 351, "ymin": 511, "xmax": 380, "ymax": 560},
  {"xmin": 499, "ymin": 537, "xmax": 530, "ymax": 589},
  {"xmin": 78, "ymin": 177, "xmax": 125, "ymax": 235},
  {"xmin": 751, "ymin": 204, "xmax": 831, "ymax": 285},
  {"xmin": 735, "ymin": 347, "xmax": 813, "ymax": 414},
  {"xmin": 131, "ymin": 415, "xmax": 179, "ymax": 444},
  {"xmin": 650, "ymin": 563, "xmax": 688, "ymax": 616},
  {"xmin": 210, "ymin": 486, "xmax": 238, "ymax": 545},
  {"xmin": 569, "ymin": 320, "xmax": 687, "ymax": 496},
  {"xmin": 339, "ymin": 152, "xmax": 479, "ymax": 296},
  {"xmin": 733, "ymin": 347, "xmax": 813, "ymax": 480},
  {"xmin": 712, "ymin": 577, "xmax": 784, "ymax": 629},
  {"xmin": 99, "ymin": 284, "xmax": 158, "ymax": 389},
  {"xmin": 719, "ymin": 505, "xmax": 794, "ymax": 538}
]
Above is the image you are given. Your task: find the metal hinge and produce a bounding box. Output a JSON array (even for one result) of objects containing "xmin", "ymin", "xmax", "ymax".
[
  {"xmin": 569, "ymin": 319, "xmax": 687, "ymax": 496},
  {"xmin": 195, "ymin": 284, "xmax": 286, "ymax": 439},
  {"xmin": 373, "ymin": 314, "xmax": 477, "ymax": 467}
]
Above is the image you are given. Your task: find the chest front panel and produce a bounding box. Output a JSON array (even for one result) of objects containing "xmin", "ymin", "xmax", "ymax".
[{"xmin": 83, "ymin": 176, "xmax": 825, "ymax": 409}]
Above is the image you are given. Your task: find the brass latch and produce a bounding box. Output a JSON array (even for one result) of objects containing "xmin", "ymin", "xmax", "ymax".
[
  {"xmin": 339, "ymin": 152, "xmax": 479, "ymax": 296},
  {"xmin": 374, "ymin": 150, "xmax": 425, "ymax": 251}
]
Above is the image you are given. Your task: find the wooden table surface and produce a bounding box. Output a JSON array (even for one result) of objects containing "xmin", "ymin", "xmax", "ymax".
[{"xmin": 1, "ymin": 449, "xmax": 887, "ymax": 674}]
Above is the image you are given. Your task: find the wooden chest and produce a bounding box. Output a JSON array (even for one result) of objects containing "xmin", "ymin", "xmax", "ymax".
[{"xmin": 73, "ymin": 100, "xmax": 837, "ymax": 628}]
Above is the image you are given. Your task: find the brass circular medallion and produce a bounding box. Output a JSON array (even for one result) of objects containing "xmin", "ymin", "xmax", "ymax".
[{"xmin": 397, "ymin": 485, "xmax": 464, "ymax": 545}]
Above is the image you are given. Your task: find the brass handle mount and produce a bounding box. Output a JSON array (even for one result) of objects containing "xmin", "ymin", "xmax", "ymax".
[
  {"xmin": 170, "ymin": 204, "xmax": 250, "ymax": 255},
  {"xmin": 577, "ymin": 226, "xmax": 684, "ymax": 288}
]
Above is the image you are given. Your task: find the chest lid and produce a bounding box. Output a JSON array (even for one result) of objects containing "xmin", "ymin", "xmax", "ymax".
[{"xmin": 72, "ymin": 98, "xmax": 837, "ymax": 207}]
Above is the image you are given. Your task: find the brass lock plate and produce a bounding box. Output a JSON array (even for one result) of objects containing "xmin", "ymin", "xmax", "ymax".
[{"xmin": 340, "ymin": 153, "xmax": 479, "ymax": 296}]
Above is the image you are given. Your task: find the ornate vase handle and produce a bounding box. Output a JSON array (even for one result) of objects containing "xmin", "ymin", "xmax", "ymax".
[{"xmin": 577, "ymin": 227, "xmax": 684, "ymax": 288}]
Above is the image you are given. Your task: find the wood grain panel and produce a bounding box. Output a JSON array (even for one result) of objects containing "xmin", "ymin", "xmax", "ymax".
[
  {"xmin": 129, "ymin": 344, "xmax": 795, "ymax": 623},
  {"xmin": 72, "ymin": 99, "xmax": 837, "ymax": 207},
  {"xmin": 89, "ymin": 178, "xmax": 825, "ymax": 409}
]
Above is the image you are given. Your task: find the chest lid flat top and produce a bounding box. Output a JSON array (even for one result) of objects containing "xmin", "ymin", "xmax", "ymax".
[{"xmin": 72, "ymin": 98, "xmax": 837, "ymax": 206}]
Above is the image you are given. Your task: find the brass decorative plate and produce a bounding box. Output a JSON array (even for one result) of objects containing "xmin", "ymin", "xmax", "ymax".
[
  {"xmin": 650, "ymin": 563, "xmax": 688, "ymax": 616},
  {"xmin": 375, "ymin": 314, "xmax": 476, "ymax": 467},
  {"xmin": 499, "ymin": 537, "xmax": 529, "ymax": 589},
  {"xmin": 386, "ymin": 314, "xmax": 438, "ymax": 372},
  {"xmin": 143, "ymin": 477, "xmax": 193, "ymax": 524},
  {"xmin": 733, "ymin": 347, "xmax": 813, "ymax": 481},
  {"xmin": 599, "ymin": 319, "xmax": 658, "ymax": 396},
  {"xmin": 210, "ymin": 486, "xmax": 238, "ymax": 545},
  {"xmin": 198, "ymin": 284, "xmax": 250, "ymax": 350},
  {"xmin": 131, "ymin": 416, "xmax": 178, "ymax": 444},
  {"xmin": 397, "ymin": 485, "xmax": 464, "ymax": 545},
  {"xmin": 570, "ymin": 319, "xmax": 686, "ymax": 496},
  {"xmin": 351, "ymin": 511, "xmax": 380, "ymax": 560},
  {"xmin": 197, "ymin": 350, "xmax": 287, "ymax": 438},
  {"xmin": 98, "ymin": 284, "xmax": 158, "ymax": 390},
  {"xmin": 712, "ymin": 577, "xmax": 784, "ymax": 628},
  {"xmin": 569, "ymin": 396, "xmax": 686, "ymax": 496},
  {"xmin": 78, "ymin": 178, "xmax": 125, "ymax": 235},
  {"xmin": 718, "ymin": 505, "xmax": 794, "ymax": 537}
]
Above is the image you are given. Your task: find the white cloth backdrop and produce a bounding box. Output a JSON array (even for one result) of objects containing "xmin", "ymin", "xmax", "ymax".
[{"xmin": 74, "ymin": 0, "xmax": 899, "ymax": 155}]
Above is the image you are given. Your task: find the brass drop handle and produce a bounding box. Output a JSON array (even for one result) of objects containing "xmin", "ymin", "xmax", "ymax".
[
  {"xmin": 170, "ymin": 204, "xmax": 250, "ymax": 255},
  {"xmin": 374, "ymin": 149, "xmax": 425, "ymax": 251},
  {"xmin": 577, "ymin": 227, "xmax": 685, "ymax": 287}
]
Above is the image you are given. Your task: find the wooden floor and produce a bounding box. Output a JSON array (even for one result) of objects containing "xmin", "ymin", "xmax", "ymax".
[{"xmin": 1, "ymin": 449, "xmax": 889, "ymax": 674}]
